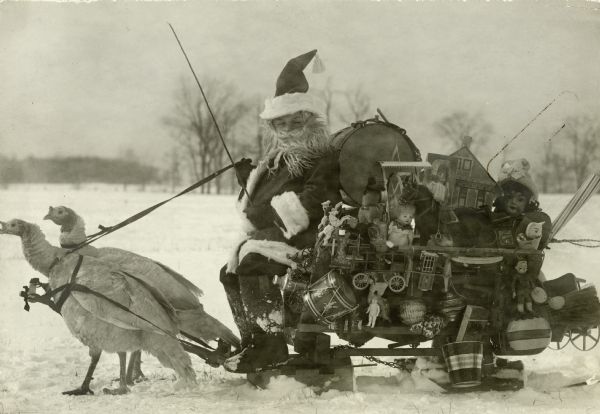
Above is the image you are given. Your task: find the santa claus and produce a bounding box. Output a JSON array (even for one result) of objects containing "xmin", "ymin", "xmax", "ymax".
[{"xmin": 219, "ymin": 49, "xmax": 341, "ymax": 373}]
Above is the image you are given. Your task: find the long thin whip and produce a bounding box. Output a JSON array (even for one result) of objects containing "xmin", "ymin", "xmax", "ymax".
[{"xmin": 168, "ymin": 23, "xmax": 251, "ymax": 203}]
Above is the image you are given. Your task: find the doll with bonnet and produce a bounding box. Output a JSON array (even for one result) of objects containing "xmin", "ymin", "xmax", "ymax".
[{"xmin": 387, "ymin": 203, "xmax": 416, "ymax": 247}]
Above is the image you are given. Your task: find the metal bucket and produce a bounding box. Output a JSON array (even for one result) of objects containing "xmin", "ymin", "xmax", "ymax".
[{"xmin": 442, "ymin": 341, "xmax": 483, "ymax": 388}]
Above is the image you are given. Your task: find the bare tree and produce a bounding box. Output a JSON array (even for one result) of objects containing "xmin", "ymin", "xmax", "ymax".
[
  {"xmin": 163, "ymin": 148, "xmax": 182, "ymax": 193},
  {"xmin": 551, "ymin": 151, "xmax": 569, "ymax": 193},
  {"xmin": 536, "ymin": 142, "xmax": 569, "ymax": 193},
  {"xmin": 163, "ymin": 78, "xmax": 251, "ymax": 194},
  {"xmin": 433, "ymin": 111, "xmax": 493, "ymax": 154},
  {"xmin": 315, "ymin": 76, "xmax": 335, "ymax": 123},
  {"xmin": 250, "ymin": 98, "xmax": 267, "ymax": 161},
  {"xmin": 338, "ymin": 84, "xmax": 371, "ymax": 124},
  {"xmin": 564, "ymin": 115, "xmax": 600, "ymax": 188}
]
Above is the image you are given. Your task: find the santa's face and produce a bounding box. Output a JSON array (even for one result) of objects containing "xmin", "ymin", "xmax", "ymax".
[
  {"xmin": 271, "ymin": 112, "xmax": 307, "ymax": 138},
  {"xmin": 504, "ymin": 191, "xmax": 529, "ymax": 216}
]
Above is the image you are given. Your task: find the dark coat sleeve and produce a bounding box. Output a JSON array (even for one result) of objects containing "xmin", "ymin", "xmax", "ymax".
[{"xmin": 297, "ymin": 150, "xmax": 342, "ymax": 221}]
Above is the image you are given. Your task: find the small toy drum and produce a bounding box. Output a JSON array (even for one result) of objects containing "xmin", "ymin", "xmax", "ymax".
[
  {"xmin": 304, "ymin": 270, "xmax": 358, "ymax": 325},
  {"xmin": 442, "ymin": 341, "xmax": 484, "ymax": 388}
]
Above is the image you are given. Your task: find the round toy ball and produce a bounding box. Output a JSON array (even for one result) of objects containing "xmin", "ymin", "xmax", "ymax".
[
  {"xmin": 506, "ymin": 317, "xmax": 552, "ymax": 354},
  {"xmin": 398, "ymin": 299, "xmax": 426, "ymax": 325},
  {"xmin": 531, "ymin": 287, "xmax": 548, "ymax": 304},
  {"xmin": 548, "ymin": 296, "xmax": 565, "ymax": 310}
]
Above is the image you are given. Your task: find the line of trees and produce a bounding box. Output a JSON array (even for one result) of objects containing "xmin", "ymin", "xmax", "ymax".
[{"xmin": 0, "ymin": 155, "xmax": 159, "ymax": 189}]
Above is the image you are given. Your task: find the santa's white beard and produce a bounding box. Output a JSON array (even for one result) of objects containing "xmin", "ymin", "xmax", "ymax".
[{"xmin": 263, "ymin": 116, "xmax": 332, "ymax": 178}]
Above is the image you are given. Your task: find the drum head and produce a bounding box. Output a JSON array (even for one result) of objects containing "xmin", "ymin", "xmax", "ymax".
[{"xmin": 332, "ymin": 122, "xmax": 419, "ymax": 206}]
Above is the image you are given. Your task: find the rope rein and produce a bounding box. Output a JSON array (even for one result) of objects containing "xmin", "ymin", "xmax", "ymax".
[
  {"xmin": 549, "ymin": 238, "xmax": 600, "ymax": 248},
  {"xmin": 67, "ymin": 161, "xmax": 240, "ymax": 254}
]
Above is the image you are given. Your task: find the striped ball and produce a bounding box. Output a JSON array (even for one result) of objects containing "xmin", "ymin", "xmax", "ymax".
[{"xmin": 506, "ymin": 317, "xmax": 552, "ymax": 355}]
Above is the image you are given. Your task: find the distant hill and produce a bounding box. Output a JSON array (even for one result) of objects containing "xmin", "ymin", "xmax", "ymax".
[{"xmin": 0, "ymin": 155, "xmax": 159, "ymax": 186}]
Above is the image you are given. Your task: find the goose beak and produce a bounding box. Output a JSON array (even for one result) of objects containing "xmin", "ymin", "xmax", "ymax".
[{"xmin": 43, "ymin": 207, "xmax": 53, "ymax": 220}]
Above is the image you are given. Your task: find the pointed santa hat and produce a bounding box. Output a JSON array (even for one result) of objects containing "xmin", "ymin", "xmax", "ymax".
[{"xmin": 260, "ymin": 49, "xmax": 327, "ymax": 120}]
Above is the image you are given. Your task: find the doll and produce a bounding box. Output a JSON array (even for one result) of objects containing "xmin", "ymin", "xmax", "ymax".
[
  {"xmin": 387, "ymin": 204, "xmax": 415, "ymax": 248},
  {"xmin": 368, "ymin": 279, "xmax": 391, "ymax": 323},
  {"xmin": 511, "ymin": 259, "xmax": 536, "ymax": 313},
  {"xmin": 366, "ymin": 294, "xmax": 381, "ymax": 328}
]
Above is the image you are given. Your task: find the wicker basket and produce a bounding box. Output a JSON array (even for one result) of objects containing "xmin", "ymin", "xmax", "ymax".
[{"xmin": 398, "ymin": 298, "xmax": 427, "ymax": 325}]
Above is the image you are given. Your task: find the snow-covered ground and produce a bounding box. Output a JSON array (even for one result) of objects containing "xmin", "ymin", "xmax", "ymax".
[{"xmin": 1, "ymin": 185, "xmax": 599, "ymax": 414}]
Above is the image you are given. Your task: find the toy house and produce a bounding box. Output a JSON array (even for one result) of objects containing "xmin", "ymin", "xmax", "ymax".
[{"xmin": 426, "ymin": 137, "xmax": 497, "ymax": 209}]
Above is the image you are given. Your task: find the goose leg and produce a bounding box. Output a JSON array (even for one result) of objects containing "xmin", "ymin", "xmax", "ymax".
[
  {"xmin": 103, "ymin": 352, "xmax": 130, "ymax": 395},
  {"xmin": 63, "ymin": 349, "xmax": 101, "ymax": 395},
  {"xmin": 126, "ymin": 351, "xmax": 146, "ymax": 385}
]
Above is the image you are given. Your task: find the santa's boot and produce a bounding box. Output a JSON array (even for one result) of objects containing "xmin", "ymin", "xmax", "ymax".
[
  {"xmin": 223, "ymin": 274, "xmax": 289, "ymax": 373},
  {"xmin": 220, "ymin": 268, "xmax": 252, "ymax": 349}
]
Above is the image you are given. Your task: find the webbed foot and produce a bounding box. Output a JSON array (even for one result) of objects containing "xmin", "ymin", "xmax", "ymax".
[{"xmin": 62, "ymin": 386, "xmax": 94, "ymax": 396}]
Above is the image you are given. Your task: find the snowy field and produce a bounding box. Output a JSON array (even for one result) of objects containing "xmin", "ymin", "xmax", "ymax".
[{"xmin": 1, "ymin": 185, "xmax": 600, "ymax": 414}]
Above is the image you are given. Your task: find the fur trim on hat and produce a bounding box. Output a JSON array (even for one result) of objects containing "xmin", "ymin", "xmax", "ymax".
[
  {"xmin": 260, "ymin": 92, "xmax": 327, "ymax": 120},
  {"xmin": 238, "ymin": 239, "xmax": 299, "ymax": 269},
  {"xmin": 271, "ymin": 191, "xmax": 310, "ymax": 239}
]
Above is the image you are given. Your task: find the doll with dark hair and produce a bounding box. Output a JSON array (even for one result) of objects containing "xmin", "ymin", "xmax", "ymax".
[{"xmin": 448, "ymin": 159, "xmax": 551, "ymax": 250}]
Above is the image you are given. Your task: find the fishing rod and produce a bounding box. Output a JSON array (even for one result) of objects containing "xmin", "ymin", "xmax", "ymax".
[
  {"xmin": 168, "ymin": 23, "xmax": 252, "ymax": 203},
  {"xmin": 485, "ymin": 90, "xmax": 577, "ymax": 173}
]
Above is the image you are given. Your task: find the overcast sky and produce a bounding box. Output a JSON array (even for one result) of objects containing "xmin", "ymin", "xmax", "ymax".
[{"xmin": 1, "ymin": 1, "xmax": 599, "ymax": 172}]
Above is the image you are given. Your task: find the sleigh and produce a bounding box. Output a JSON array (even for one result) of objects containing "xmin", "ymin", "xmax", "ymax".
[{"xmin": 259, "ymin": 116, "xmax": 600, "ymax": 392}]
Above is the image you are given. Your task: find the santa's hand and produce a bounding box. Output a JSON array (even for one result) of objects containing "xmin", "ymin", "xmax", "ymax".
[{"xmin": 235, "ymin": 158, "xmax": 254, "ymax": 186}]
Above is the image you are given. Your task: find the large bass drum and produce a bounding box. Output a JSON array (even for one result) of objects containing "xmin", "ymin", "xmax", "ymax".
[{"xmin": 331, "ymin": 119, "xmax": 422, "ymax": 206}]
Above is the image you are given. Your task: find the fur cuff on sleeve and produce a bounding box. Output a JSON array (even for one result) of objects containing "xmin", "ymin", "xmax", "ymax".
[
  {"xmin": 238, "ymin": 240, "xmax": 299, "ymax": 269},
  {"xmin": 271, "ymin": 191, "xmax": 310, "ymax": 239}
]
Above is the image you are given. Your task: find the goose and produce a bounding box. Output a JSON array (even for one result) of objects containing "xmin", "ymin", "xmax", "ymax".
[{"xmin": 0, "ymin": 219, "xmax": 197, "ymax": 395}]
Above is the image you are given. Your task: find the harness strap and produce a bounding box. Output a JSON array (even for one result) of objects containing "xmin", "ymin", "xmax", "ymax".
[{"xmin": 54, "ymin": 254, "xmax": 84, "ymax": 313}]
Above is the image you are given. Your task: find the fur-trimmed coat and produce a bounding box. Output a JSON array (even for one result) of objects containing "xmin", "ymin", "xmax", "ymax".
[{"xmin": 228, "ymin": 149, "xmax": 341, "ymax": 274}]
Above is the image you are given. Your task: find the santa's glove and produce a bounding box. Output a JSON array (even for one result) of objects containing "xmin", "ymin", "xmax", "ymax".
[{"xmin": 235, "ymin": 158, "xmax": 255, "ymax": 187}]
